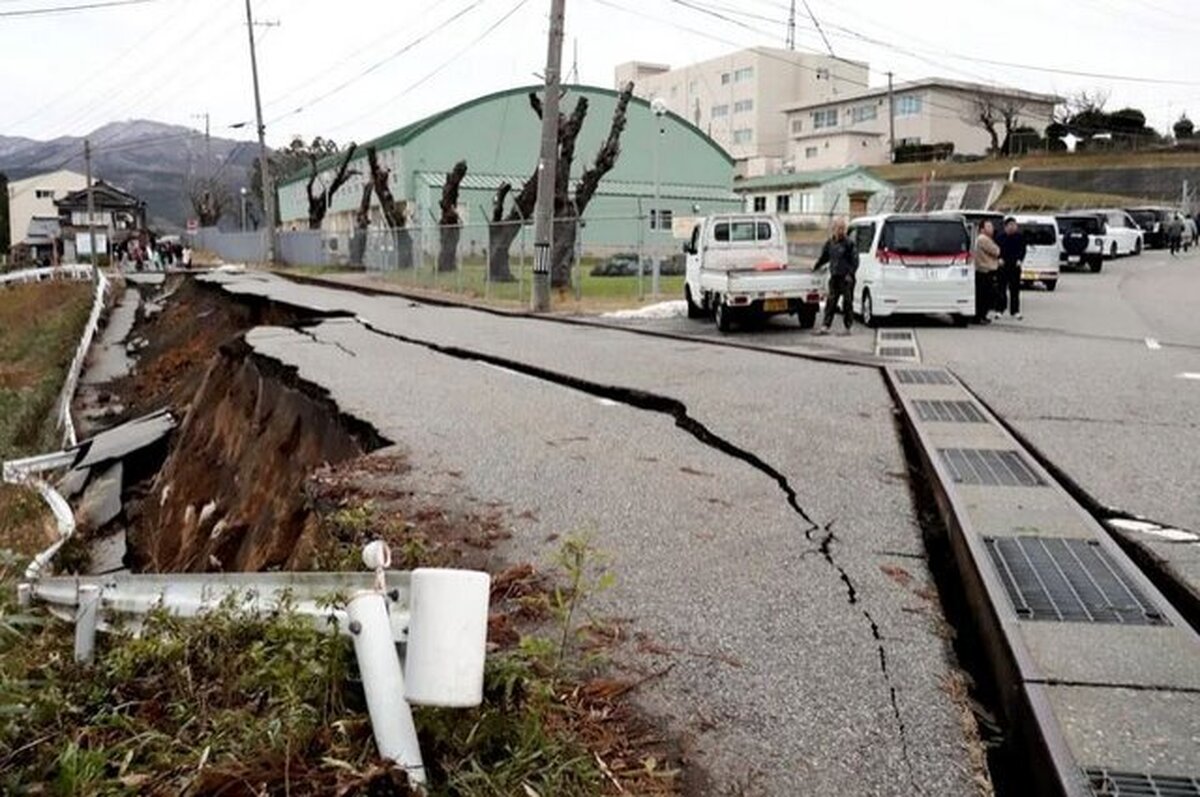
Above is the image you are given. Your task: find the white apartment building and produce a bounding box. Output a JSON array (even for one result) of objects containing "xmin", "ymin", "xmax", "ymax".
[
  {"xmin": 615, "ymin": 48, "xmax": 868, "ymax": 177},
  {"xmin": 7, "ymin": 169, "xmax": 88, "ymax": 247},
  {"xmin": 782, "ymin": 78, "xmax": 1061, "ymax": 170}
]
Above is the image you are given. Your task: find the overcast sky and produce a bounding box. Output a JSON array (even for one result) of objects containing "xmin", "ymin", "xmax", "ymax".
[{"xmin": 3, "ymin": 0, "xmax": 1199, "ymax": 148}]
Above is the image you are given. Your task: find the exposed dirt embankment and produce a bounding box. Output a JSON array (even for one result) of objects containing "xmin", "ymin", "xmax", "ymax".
[{"xmin": 127, "ymin": 334, "xmax": 388, "ymax": 572}]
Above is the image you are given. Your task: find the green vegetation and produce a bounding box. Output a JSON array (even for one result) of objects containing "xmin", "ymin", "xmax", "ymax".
[
  {"xmin": 991, "ymin": 182, "xmax": 1153, "ymax": 212},
  {"xmin": 0, "ymin": 280, "xmax": 93, "ymax": 460},
  {"xmin": 0, "ymin": 535, "xmax": 669, "ymax": 796}
]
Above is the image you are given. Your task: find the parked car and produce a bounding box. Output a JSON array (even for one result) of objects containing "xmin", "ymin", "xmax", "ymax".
[
  {"xmin": 1126, "ymin": 207, "xmax": 1175, "ymax": 249},
  {"xmin": 1012, "ymin": 214, "xmax": 1061, "ymax": 291},
  {"xmin": 590, "ymin": 253, "xmax": 640, "ymax": 277},
  {"xmin": 683, "ymin": 214, "xmax": 825, "ymax": 332},
  {"xmin": 846, "ymin": 213, "xmax": 975, "ymax": 327},
  {"xmin": 1088, "ymin": 209, "xmax": 1145, "ymax": 257},
  {"xmin": 1055, "ymin": 213, "xmax": 1106, "ymax": 272}
]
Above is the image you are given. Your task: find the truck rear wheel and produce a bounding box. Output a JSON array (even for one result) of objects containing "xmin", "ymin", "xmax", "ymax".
[
  {"xmin": 715, "ymin": 300, "xmax": 732, "ymax": 333},
  {"xmin": 685, "ymin": 285, "xmax": 704, "ymax": 319},
  {"xmin": 797, "ymin": 304, "xmax": 818, "ymax": 329}
]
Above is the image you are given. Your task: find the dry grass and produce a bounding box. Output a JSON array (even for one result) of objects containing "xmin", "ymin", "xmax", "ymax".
[
  {"xmin": 869, "ymin": 150, "xmax": 1200, "ymax": 184},
  {"xmin": 991, "ymin": 182, "xmax": 1153, "ymax": 212}
]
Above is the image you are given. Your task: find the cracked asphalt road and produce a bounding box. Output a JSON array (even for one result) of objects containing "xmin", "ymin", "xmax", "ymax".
[{"xmin": 203, "ymin": 272, "xmax": 979, "ymax": 795}]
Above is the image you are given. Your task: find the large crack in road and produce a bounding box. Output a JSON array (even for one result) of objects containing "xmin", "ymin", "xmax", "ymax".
[{"xmin": 323, "ymin": 313, "xmax": 924, "ymax": 791}]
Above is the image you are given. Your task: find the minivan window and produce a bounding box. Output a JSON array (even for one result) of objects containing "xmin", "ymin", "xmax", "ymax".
[
  {"xmin": 757, "ymin": 222, "xmax": 773, "ymax": 241},
  {"xmin": 1056, "ymin": 216, "xmax": 1102, "ymax": 235},
  {"xmin": 852, "ymin": 224, "xmax": 875, "ymax": 253},
  {"xmin": 714, "ymin": 223, "xmax": 729, "ymax": 242},
  {"xmin": 880, "ymin": 219, "xmax": 969, "ymax": 257},
  {"xmin": 730, "ymin": 221, "xmax": 756, "ymax": 241},
  {"xmin": 714, "ymin": 220, "xmax": 775, "ymax": 243},
  {"xmin": 1022, "ymin": 223, "xmax": 1058, "ymax": 246}
]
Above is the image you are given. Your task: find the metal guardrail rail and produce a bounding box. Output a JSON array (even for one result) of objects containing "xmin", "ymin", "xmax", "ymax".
[{"xmin": 887, "ymin": 364, "xmax": 1200, "ymax": 797}]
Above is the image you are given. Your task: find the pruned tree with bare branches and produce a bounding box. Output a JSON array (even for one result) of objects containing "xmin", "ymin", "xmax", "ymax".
[
  {"xmin": 367, "ymin": 145, "xmax": 413, "ymax": 269},
  {"xmin": 964, "ymin": 93, "xmax": 1028, "ymax": 156},
  {"xmin": 349, "ymin": 182, "xmax": 373, "ymax": 267},
  {"xmin": 188, "ymin": 177, "xmax": 231, "ymax": 228},
  {"xmin": 305, "ymin": 143, "xmax": 358, "ymax": 229},
  {"xmin": 438, "ymin": 160, "xmax": 468, "ymax": 273}
]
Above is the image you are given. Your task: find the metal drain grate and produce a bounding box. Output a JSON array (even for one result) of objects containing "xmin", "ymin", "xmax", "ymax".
[
  {"xmin": 985, "ymin": 538, "xmax": 1166, "ymax": 625},
  {"xmin": 895, "ymin": 369, "xmax": 952, "ymax": 385},
  {"xmin": 914, "ymin": 399, "xmax": 986, "ymax": 423},
  {"xmin": 1086, "ymin": 768, "xmax": 1199, "ymax": 796},
  {"xmin": 879, "ymin": 347, "xmax": 918, "ymax": 358},
  {"xmin": 880, "ymin": 331, "xmax": 913, "ymax": 340},
  {"xmin": 939, "ymin": 448, "xmax": 1045, "ymax": 486}
]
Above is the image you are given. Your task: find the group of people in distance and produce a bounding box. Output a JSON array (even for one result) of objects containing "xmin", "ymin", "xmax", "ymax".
[{"xmin": 972, "ymin": 217, "xmax": 1026, "ymax": 324}]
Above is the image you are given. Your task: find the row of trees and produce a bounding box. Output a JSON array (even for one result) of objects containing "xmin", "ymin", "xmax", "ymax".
[{"xmin": 240, "ymin": 82, "xmax": 635, "ymax": 290}]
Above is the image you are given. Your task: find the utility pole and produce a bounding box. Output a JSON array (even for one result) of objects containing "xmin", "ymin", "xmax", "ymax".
[
  {"xmin": 244, "ymin": 0, "xmax": 275, "ymax": 262},
  {"xmin": 84, "ymin": 139, "xmax": 99, "ymax": 269},
  {"xmin": 531, "ymin": 0, "xmax": 566, "ymax": 312},
  {"xmin": 887, "ymin": 71, "xmax": 896, "ymax": 163},
  {"xmin": 786, "ymin": 0, "xmax": 795, "ymax": 50}
]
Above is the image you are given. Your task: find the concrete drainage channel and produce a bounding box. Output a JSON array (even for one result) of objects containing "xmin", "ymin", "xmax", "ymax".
[
  {"xmin": 886, "ymin": 365, "xmax": 1200, "ymax": 797},
  {"xmin": 278, "ymin": 273, "xmax": 1200, "ymax": 794}
]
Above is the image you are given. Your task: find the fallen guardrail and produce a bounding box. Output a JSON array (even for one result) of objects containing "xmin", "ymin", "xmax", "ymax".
[
  {"xmin": 0, "ymin": 264, "xmax": 94, "ymax": 287},
  {"xmin": 18, "ymin": 541, "xmax": 490, "ymax": 790},
  {"xmin": 58, "ymin": 267, "xmax": 110, "ymax": 448}
]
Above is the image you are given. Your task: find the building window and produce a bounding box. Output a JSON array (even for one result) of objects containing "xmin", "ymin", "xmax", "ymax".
[
  {"xmin": 35, "ymin": 189, "xmax": 54, "ymax": 199},
  {"xmin": 753, "ymin": 196, "xmax": 767, "ymax": 212},
  {"xmin": 811, "ymin": 108, "xmax": 838, "ymax": 129},
  {"xmin": 805, "ymin": 146, "xmax": 819, "ymax": 158},
  {"xmin": 850, "ymin": 104, "xmax": 878, "ymax": 123},
  {"xmin": 670, "ymin": 85, "xmax": 678, "ymax": 98},
  {"xmin": 712, "ymin": 104, "xmax": 729, "ymax": 117},
  {"xmin": 791, "ymin": 118, "xmax": 804, "ymax": 135},
  {"xmin": 776, "ymin": 194, "xmax": 790, "ymax": 213},
  {"xmin": 688, "ymin": 80, "xmax": 697, "ymax": 94},
  {"xmin": 649, "ymin": 208, "xmax": 674, "ymax": 230},
  {"xmin": 799, "ymin": 192, "xmax": 816, "ymax": 213},
  {"xmin": 720, "ymin": 72, "xmax": 731, "ymax": 85},
  {"xmin": 734, "ymin": 99, "xmax": 754, "ymax": 113},
  {"xmin": 734, "ymin": 67, "xmax": 754, "ymax": 82},
  {"xmin": 732, "ymin": 128, "xmax": 753, "ymax": 144},
  {"xmin": 896, "ymin": 95, "xmax": 922, "ymax": 116}
]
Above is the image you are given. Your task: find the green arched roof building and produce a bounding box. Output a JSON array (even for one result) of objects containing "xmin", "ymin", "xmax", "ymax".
[{"xmin": 277, "ymin": 84, "xmax": 740, "ymax": 247}]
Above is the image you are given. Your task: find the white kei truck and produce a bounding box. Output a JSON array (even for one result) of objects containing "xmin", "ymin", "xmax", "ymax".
[{"xmin": 682, "ymin": 214, "xmax": 826, "ymax": 333}]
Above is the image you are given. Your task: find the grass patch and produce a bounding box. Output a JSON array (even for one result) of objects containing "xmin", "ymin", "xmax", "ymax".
[
  {"xmin": 869, "ymin": 149, "xmax": 1200, "ymax": 184},
  {"xmin": 991, "ymin": 182, "xmax": 1154, "ymax": 212},
  {"xmin": 0, "ymin": 280, "xmax": 93, "ymax": 461}
]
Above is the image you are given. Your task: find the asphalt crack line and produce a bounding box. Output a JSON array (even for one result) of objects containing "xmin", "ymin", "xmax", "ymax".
[
  {"xmin": 292, "ymin": 324, "xmax": 359, "ymax": 358},
  {"xmin": 350, "ymin": 315, "xmax": 922, "ymax": 789}
]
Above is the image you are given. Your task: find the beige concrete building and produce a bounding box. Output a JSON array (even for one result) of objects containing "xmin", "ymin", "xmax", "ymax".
[
  {"xmin": 782, "ymin": 78, "xmax": 1060, "ymax": 170},
  {"xmin": 7, "ymin": 169, "xmax": 88, "ymax": 247},
  {"xmin": 615, "ymin": 48, "xmax": 868, "ymax": 177}
]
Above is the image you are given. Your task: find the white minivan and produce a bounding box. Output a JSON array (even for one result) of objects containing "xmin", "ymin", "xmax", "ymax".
[
  {"xmin": 846, "ymin": 214, "xmax": 975, "ymax": 326},
  {"xmin": 1011, "ymin": 214, "xmax": 1061, "ymax": 291}
]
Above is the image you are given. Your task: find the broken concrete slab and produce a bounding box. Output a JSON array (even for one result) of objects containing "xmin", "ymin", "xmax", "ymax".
[
  {"xmin": 71, "ymin": 409, "xmax": 174, "ymax": 470},
  {"xmin": 76, "ymin": 461, "xmax": 122, "ymax": 531},
  {"xmin": 89, "ymin": 528, "xmax": 127, "ymax": 574},
  {"xmin": 57, "ymin": 466, "xmax": 91, "ymax": 499}
]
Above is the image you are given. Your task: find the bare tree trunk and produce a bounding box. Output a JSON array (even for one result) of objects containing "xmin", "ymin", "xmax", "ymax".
[
  {"xmin": 488, "ymin": 220, "xmax": 521, "ymax": 282},
  {"xmin": 438, "ymin": 160, "xmax": 467, "ymax": 273},
  {"xmin": 306, "ymin": 144, "xmax": 358, "ymax": 229},
  {"xmin": 349, "ymin": 182, "xmax": 372, "ymax": 267},
  {"xmin": 367, "ymin": 145, "xmax": 413, "ymax": 269},
  {"xmin": 550, "ymin": 82, "xmax": 635, "ymax": 287}
]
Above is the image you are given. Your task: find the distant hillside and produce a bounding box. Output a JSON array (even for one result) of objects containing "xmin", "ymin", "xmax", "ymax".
[{"xmin": 0, "ymin": 120, "xmax": 260, "ymax": 230}]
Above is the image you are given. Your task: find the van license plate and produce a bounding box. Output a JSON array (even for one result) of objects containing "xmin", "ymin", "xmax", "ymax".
[{"xmin": 763, "ymin": 298, "xmax": 788, "ymax": 312}]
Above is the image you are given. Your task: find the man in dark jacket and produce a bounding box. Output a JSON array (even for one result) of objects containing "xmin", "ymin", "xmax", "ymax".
[
  {"xmin": 995, "ymin": 217, "xmax": 1028, "ymax": 319},
  {"xmin": 813, "ymin": 218, "xmax": 859, "ymax": 335}
]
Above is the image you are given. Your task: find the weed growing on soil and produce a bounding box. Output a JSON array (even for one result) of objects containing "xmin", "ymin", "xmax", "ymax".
[{"xmin": 0, "ymin": 534, "xmax": 676, "ymax": 796}]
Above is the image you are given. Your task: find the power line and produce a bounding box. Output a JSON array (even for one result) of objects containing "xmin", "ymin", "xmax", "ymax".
[
  {"xmin": 0, "ymin": 0, "xmax": 157, "ymax": 17},
  {"xmin": 800, "ymin": 0, "xmax": 833, "ymax": 57}
]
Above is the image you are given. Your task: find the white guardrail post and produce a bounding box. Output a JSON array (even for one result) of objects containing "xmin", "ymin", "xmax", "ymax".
[{"xmin": 17, "ymin": 542, "xmax": 491, "ymax": 791}]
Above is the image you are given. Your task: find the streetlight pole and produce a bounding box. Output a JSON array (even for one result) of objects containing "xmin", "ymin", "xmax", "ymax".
[
  {"xmin": 531, "ymin": 0, "xmax": 566, "ymax": 312},
  {"xmin": 240, "ymin": 187, "xmax": 248, "ymax": 231},
  {"xmin": 84, "ymin": 138, "xmax": 99, "ymax": 270},
  {"xmin": 244, "ymin": 0, "xmax": 275, "ymax": 262},
  {"xmin": 651, "ymin": 98, "xmax": 667, "ymax": 298}
]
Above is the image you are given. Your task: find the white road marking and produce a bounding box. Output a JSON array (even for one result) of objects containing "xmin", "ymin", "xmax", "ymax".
[
  {"xmin": 594, "ymin": 398, "xmax": 620, "ymax": 407},
  {"xmin": 1145, "ymin": 337, "xmax": 1161, "ymax": 350},
  {"xmin": 1177, "ymin": 373, "xmax": 1200, "ymax": 381}
]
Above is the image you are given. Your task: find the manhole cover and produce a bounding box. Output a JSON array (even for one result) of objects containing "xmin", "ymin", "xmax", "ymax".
[
  {"xmin": 913, "ymin": 399, "xmax": 986, "ymax": 423},
  {"xmin": 895, "ymin": 369, "xmax": 952, "ymax": 385},
  {"xmin": 985, "ymin": 538, "xmax": 1166, "ymax": 625},
  {"xmin": 939, "ymin": 448, "xmax": 1045, "ymax": 486}
]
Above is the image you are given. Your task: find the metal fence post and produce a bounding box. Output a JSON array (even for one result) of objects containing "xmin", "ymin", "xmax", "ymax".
[
  {"xmin": 347, "ymin": 591, "xmax": 426, "ymax": 786},
  {"xmin": 75, "ymin": 584, "xmax": 100, "ymax": 664}
]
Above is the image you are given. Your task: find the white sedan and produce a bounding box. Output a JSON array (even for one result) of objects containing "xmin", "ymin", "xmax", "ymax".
[{"xmin": 1095, "ymin": 209, "xmax": 1145, "ymax": 257}]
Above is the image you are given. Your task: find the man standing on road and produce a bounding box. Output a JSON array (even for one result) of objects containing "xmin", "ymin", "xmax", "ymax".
[
  {"xmin": 973, "ymin": 220, "xmax": 1001, "ymax": 324},
  {"xmin": 1167, "ymin": 214, "xmax": 1183, "ymax": 256},
  {"xmin": 813, "ymin": 217, "xmax": 859, "ymax": 336},
  {"xmin": 995, "ymin": 217, "xmax": 1027, "ymax": 320}
]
